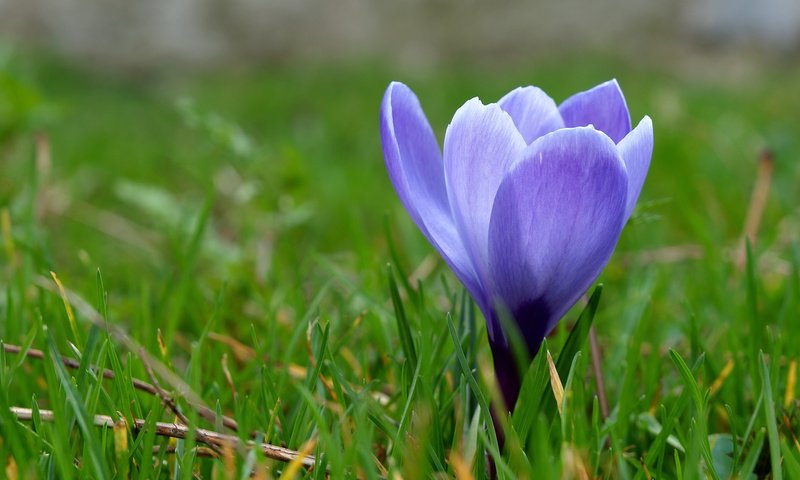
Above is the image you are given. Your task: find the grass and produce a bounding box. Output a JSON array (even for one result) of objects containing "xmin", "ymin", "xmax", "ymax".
[{"xmin": 1, "ymin": 46, "xmax": 800, "ymax": 478}]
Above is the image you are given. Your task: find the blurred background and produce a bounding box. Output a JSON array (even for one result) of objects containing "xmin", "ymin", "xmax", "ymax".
[{"xmin": 1, "ymin": 0, "xmax": 799, "ymax": 68}]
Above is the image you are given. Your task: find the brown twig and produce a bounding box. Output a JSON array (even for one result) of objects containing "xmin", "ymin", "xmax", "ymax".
[
  {"xmin": 152, "ymin": 445, "xmax": 220, "ymax": 458},
  {"xmin": 3, "ymin": 343, "xmax": 154, "ymax": 393},
  {"xmin": 1, "ymin": 342, "xmax": 239, "ymax": 432},
  {"xmin": 9, "ymin": 406, "xmax": 315, "ymax": 469},
  {"xmin": 140, "ymin": 350, "xmax": 224, "ymax": 456},
  {"xmin": 588, "ymin": 326, "xmax": 609, "ymax": 419},
  {"xmin": 32, "ymin": 274, "xmax": 240, "ymax": 432},
  {"xmin": 735, "ymin": 148, "xmax": 774, "ymax": 270}
]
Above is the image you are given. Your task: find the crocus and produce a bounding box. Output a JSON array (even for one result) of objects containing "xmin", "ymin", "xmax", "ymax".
[{"xmin": 380, "ymin": 80, "xmax": 653, "ymax": 409}]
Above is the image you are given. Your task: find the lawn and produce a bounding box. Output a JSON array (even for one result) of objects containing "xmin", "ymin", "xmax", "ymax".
[{"xmin": 1, "ymin": 48, "xmax": 799, "ymax": 478}]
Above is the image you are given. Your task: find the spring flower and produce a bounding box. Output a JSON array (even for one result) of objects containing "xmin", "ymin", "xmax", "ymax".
[{"xmin": 380, "ymin": 80, "xmax": 653, "ymax": 408}]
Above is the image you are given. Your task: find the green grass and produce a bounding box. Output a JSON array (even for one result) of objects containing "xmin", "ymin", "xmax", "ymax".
[{"xmin": 1, "ymin": 47, "xmax": 799, "ymax": 478}]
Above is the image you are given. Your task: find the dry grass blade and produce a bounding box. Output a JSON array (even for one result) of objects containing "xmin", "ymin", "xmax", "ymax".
[
  {"xmin": 709, "ymin": 358, "xmax": 735, "ymax": 397},
  {"xmin": 546, "ymin": 350, "xmax": 564, "ymax": 417},
  {"xmin": 561, "ymin": 444, "xmax": 591, "ymax": 480},
  {"xmin": 786, "ymin": 360, "xmax": 797, "ymax": 409},
  {"xmin": 448, "ymin": 450, "xmax": 475, "ymax": 480},
  {"xmin": 221, "ymin": 353, "xmax": 236, "ymax": 398},
  {"xmin": 49, "ymin": 271, "xmax": 80, "ymax": 342},
  {"xmin": 736, "ymin": 149, "xmax": 774, "ymax": 270},
  {"xmin": 589, "ymin": 326, "xmax": 609, "ymax": 419},
  {"xmin": 1, "ymin": 208, "xmax": 18, "ymax": 267},
  {"xmin": 278, "ymin": 437, "xmax": 317, "ymax": 479},
  {"xmin": 208, "ymin": 332, "xmax": 257, "ymax": 363}
]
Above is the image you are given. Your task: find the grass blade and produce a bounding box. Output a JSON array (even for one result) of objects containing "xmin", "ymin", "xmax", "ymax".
[
  {"xmin": 669, "ymin": 349, "xmax": 720, "ymax": 480},
  {"xmin": 781, "ymin": 441, "xmax": 800, "ymax": 478},
  {"xmin": 512, "ymin": 285, "xmax": 602, "ymax": 444},
  {"xmin": 738, "ymin": 428, "xmax": 765, "ymax": 479},
  {"xmin": 445, "ymin": 313, "xmax": 499, "ymax": 453},
  {"xmin": 387, "ymin": 264, "xmax": 418, "ymax": 368},
  {"xmin": 45, "ymin": 329, "xmax": 110, "ymax": 479},
  {"xmin": 759, "ymin": 351, "xmax": 782, "ymax": 480}
]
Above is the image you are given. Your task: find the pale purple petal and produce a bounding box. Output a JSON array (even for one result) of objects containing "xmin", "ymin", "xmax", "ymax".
[
  {"xmin": 618, "ymin": 116, "xmax": 653, "ymax": 220},
  {"xmin": 498, "ymin": 86, "xmax": 565, "ymax": 144},
  {"xmin": 558, "ymin": 80, "xmax": 631, "ymax": 143},
  {"xmin": 443, "ymin": 98, "xmax": 526, "ymax": 304},
  {"xmin": 487, "ymin": 127, "xmax": 628, "ymax": 345},
  {"xmin": 380, "ymin": 82, "xmax": 481, "ymax": 296}
]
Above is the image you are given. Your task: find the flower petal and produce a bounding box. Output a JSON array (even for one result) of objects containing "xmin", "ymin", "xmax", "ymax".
[
  {"xmin": 443, "ymin": 98, "xmax": 526, "ymax": 305},
  {"xmin": 618, "ymin": 116, "xmax": 653, "ymax": 220},
  {"xmin": 380, "ymin": 82, "xmax": 481, "ymax": 299},
  {"xmin": 498, "ymin": 86, "xmax": 565, "ymax": 144},
  {"xmin": 558, "ymin": 80, "xmax": 631, "ymax": 144},
  {"xmin": 487, "ymin": 127, "xmax": 628, "ymax": 345}
]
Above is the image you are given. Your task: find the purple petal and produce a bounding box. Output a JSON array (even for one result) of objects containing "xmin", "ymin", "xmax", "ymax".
[
  {"xmin": 558, "ymin": 80, "xmax": 631, "ymax": 144},
  {"xmin": 487, "ymin": 127, "xmax": 628, "ymax": 343},
  {"xmin": 618, "ymin": 116, "xmax": 653, "ymax": 220},
  {"xmin": 498, "ymin": 86, "xmax": 565, "ymax": 144},
  {"xmin": 380, "ymin": 82, "xmax": 481, "ymax": 299},
  {"xmin": 443, "ymin": 98, "xmax": 526, "ymax": 304}
]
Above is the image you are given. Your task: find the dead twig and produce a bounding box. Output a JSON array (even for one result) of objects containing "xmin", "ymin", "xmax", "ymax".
[
  {"xmin": 152, "ymin": 445, "xmax": 220, "ymax": 458},
  {"xmin": 589, "ymin": 326, "xmax": 609, "ymax": 419},
  {"xmin": 33, "ymin": 274, "xmax": 240, "ymax": 432},
  {"xmin": 1, "ymin": 342, "xmax": 239, "ymax": 432},
  {"xmin": 735, "ymin": 148, "xmax": 774, "ymax": 270},
  {"xmin": 9, "ymin": 406, "xmax": 315, "ymax": 469},
  {"xmin": 140, "ymin": 350, "xmax": 224, "ymax": 456}
]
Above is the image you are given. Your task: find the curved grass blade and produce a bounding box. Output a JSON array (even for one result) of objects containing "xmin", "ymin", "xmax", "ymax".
[
  {"xmin": 512, "ymin": 285, "xmax": 602, "ymax": 444},
  {"xmin": 46, "ymin": 329, "xmax": 110, "ymax": 479},
  {"xmin": 759, "ymin": 351, "xmax": 783, "ymax": 480},
  {"xmin": 388, "ymin": 264, "xmax": 417, "ymax": 368},
  {"xmin": 446, "ymin": 313, "xmax": 499, "ymax": 453},
  {"xmin": 669, "ymin": 349, "xmax": 720, "ymax": 480}
]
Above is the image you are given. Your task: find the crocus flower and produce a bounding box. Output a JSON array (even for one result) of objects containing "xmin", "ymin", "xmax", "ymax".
[{"xmin": 380, "ymin": 80, "xmax": 653, "ymax": 409}]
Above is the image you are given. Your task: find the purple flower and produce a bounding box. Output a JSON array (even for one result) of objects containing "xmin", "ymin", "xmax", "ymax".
[{"xmin": 380, "ymin": 80, "xmax": 653, "ymax": 409}]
